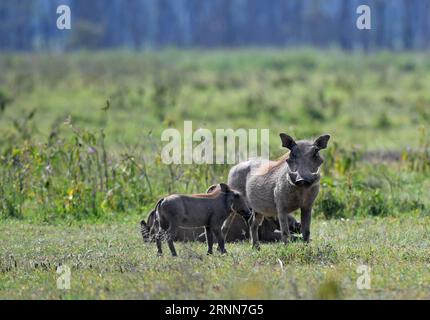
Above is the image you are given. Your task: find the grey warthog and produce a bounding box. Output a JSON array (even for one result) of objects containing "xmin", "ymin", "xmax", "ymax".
[
  {"xmin": 228, "ymin": 133, "xmax": 330, "ymax": 248},
  {"xmin": 140, "ymin": 184, "xmax": 248, "ymax": 244},
  {"xmin": 153, "ymin": 183, "xmax": 251, "ymax": 256}
]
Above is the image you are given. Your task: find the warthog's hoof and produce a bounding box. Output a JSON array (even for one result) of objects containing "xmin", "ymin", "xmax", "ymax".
[
  {"xmin": 252, "ymin": 244, "xmax": 261, "ymax": 251},
  {"xmin": 217, "ymin": 247, "xmax": 227, "ymax": 254},
  {"xmin": 290, "ymin": 235, "xmax": 300, "ymax": 242},
  {"xmin": 292, "ymin": 222, "xmax": 302, "ymax": 234},
  {"xmin": 207, "ymin": 251, "xmax": 213, "ymax": 255}
]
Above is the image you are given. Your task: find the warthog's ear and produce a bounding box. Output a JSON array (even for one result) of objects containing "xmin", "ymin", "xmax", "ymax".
[
  {"xmin": 314, "ymin": 134, "xmax": 331, "ymax": 150},
  {"xmin": 219, "ymin": 183, "xmax": 230, "ymax": 193},
  {"xmin": 140, "ymin": 220, "xmax": 147, "ymax": 227},
  {"xmin": 280, "ymin": 133, "xmax": 297, "ymax": 150},
  {"xmin": 206, "ymin": 184, "xmax": 218, "ymax": 194}
]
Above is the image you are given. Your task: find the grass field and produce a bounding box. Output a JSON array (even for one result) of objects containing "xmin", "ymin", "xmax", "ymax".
[
  {"xmin": 0, "ymin": 50, "xmax": 429, "ymax": 299},
  {"xmin": 1, "ymin": 216, "xmax": 430, "ymax": 299},
  {"xmin": 2, "ymin": 50, "xmax": 430, "ymax": 151}
]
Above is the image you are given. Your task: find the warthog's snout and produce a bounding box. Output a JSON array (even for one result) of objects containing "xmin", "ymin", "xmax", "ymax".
[
  {"xmin": 289, "ymin": 172, "xmax": 319, "ymax": 187},
  {"xmin": 241, "ymin": 209, "xmax": 252, "ymax": 223},
  {"xmin": 231, "ymin": 191, "xmax": 252, "ymax": 223},
  {"xmin": 294, "ymin": 177, "xmax": 313, "ymax": 187}
]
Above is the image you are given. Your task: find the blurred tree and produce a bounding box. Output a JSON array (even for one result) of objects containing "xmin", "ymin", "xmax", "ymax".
[
  {"xmin": 421, "ymin": 1, "xmax": 430, "ymax": 49},
  {"xmin": 1, "ymin": 0, "xmax": 429, "ymax": 51},
  {"xmin": 403, "ymin": 0, "xmax": 414, "ymax": 50},
  {"xmin": 339, "ymin": 0, "xmax": 352, "ymax": 50}
]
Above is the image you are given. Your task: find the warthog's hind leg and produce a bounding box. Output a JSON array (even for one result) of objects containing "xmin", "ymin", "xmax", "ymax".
[
  {"xmin": 250, "ymin": 212, "xmax": 264, "ymax": 250},
  {"xmin": 166, "ymin": 223, "xmax": 178, "ymax": 257},
  {"xmin": 205, "ymin": 226, "xmax": 213, "ymax": 255},
  {"xmin": 156, "ymin": 233, "xmax": 163, "ymax": 256}
]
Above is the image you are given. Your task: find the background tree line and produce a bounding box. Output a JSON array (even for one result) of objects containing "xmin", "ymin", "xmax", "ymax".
[{"xmin": 0, "ymin": 0, "xmax": 429, "ymax": 51}]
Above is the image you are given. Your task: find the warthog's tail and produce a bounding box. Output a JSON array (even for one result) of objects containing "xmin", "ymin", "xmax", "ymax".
[
  {"xmin": 153, "ymin": 197, "xmax": 166, "ymax": 231},
  {"xmin": 141, "ymin": 198, "xmax": 165, "ymax": 242},
  {"xmin": 154, "ymin": 198, "xmax": 164, "ymax": 213}
]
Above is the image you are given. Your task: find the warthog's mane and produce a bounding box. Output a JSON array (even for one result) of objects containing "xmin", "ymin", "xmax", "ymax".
[
  {"xmin": 192, "ymin": 186, "xmax": 222, "ymax": 198},
  {"xmin": 255, "ymin": 153, "xmax": 289, "ymax": 175}
]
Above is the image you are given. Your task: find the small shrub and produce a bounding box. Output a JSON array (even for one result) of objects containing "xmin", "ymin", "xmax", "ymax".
[
  {"xmin": 363, "ymin": 190, "xmax": 390, "ymax": 217},
  {"xmin": 0, "ymin": 88, "xmax": 13, "ymax": 113},
  {"xmin": 323, "ymin": 142, "xmax": 361, "ymax": 176},
  {"xmin": 375, "ymin": 111, "xmax": 392, "ymax": 129},
  {"xmin": 315, "ymin": 189, "xmax": 346, "ymax": 219}
]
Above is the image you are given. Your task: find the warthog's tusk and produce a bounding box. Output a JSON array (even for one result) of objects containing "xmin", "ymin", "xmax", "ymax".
[{"xmin": 277, "ymin": 259, "xmax": 285, "ymax": 273}]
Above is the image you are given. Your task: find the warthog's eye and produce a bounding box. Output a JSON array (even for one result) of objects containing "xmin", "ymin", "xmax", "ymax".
[{"xmin": 313, "ymin": 151, "xmax": 323, "ymax": 164}]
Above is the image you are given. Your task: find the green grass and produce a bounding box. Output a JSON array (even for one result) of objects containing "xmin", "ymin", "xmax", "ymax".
[
  {"xmin": 0, "ymin": 50, "xmax": 429, "ymax": 222},
  {"xmin": 1, "ymin": 216, "xmax": 430, "ymax": 299},
  {"xmin": 0, "ymin": 50, "xmax": 429, "ymax": 299},
  {"xmin": 1, "ymin": 49, "xmax": 430, "ymax": 150}
]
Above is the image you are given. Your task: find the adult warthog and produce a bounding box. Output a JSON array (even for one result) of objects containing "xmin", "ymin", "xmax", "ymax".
[
  {"xmin": 228, "ymin": 133, "xmax": 330, "ymax": 249},
  {"xmin": 153, "ymin": 183, "xmax": 251, "ymax": 256}
]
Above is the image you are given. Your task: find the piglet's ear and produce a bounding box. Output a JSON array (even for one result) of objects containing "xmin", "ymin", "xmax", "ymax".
[
  {"xmin": 219, "ymin": 183, "xmax": 230, "ymax": 193},
  {"xmin": 280, "ymin": 133, "xmax": 297, "ymax": 150},
  {"xmin": 206, "ymin": 184, "xmax": 218, "ymax": 194},
  {"xmin": 314, "ymin": 134, "xmax": 331, "ymax": 150}
]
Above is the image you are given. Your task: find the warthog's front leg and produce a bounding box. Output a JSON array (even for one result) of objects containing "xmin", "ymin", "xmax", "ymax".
[
  {"xmin": 212, "ymin": 226, "xmax": 227, "ymax": 254},
  {"xmin": 205, "ymin": 226, "xmax": 214, "ymax": 255},
  {"xmin": 277, "ymin": 211, "xmax": 291, "ymax": 244},
  {"xmin": 300, "ymin": 207, "xmax": 312, "ymax": 243},
  {"xmin": 250, "ymin": 212, "xmax": 264, "ymax": 250},
  {"xmin": 221, "ymin": 213, "xmax": 235, "ymax": 239}
]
